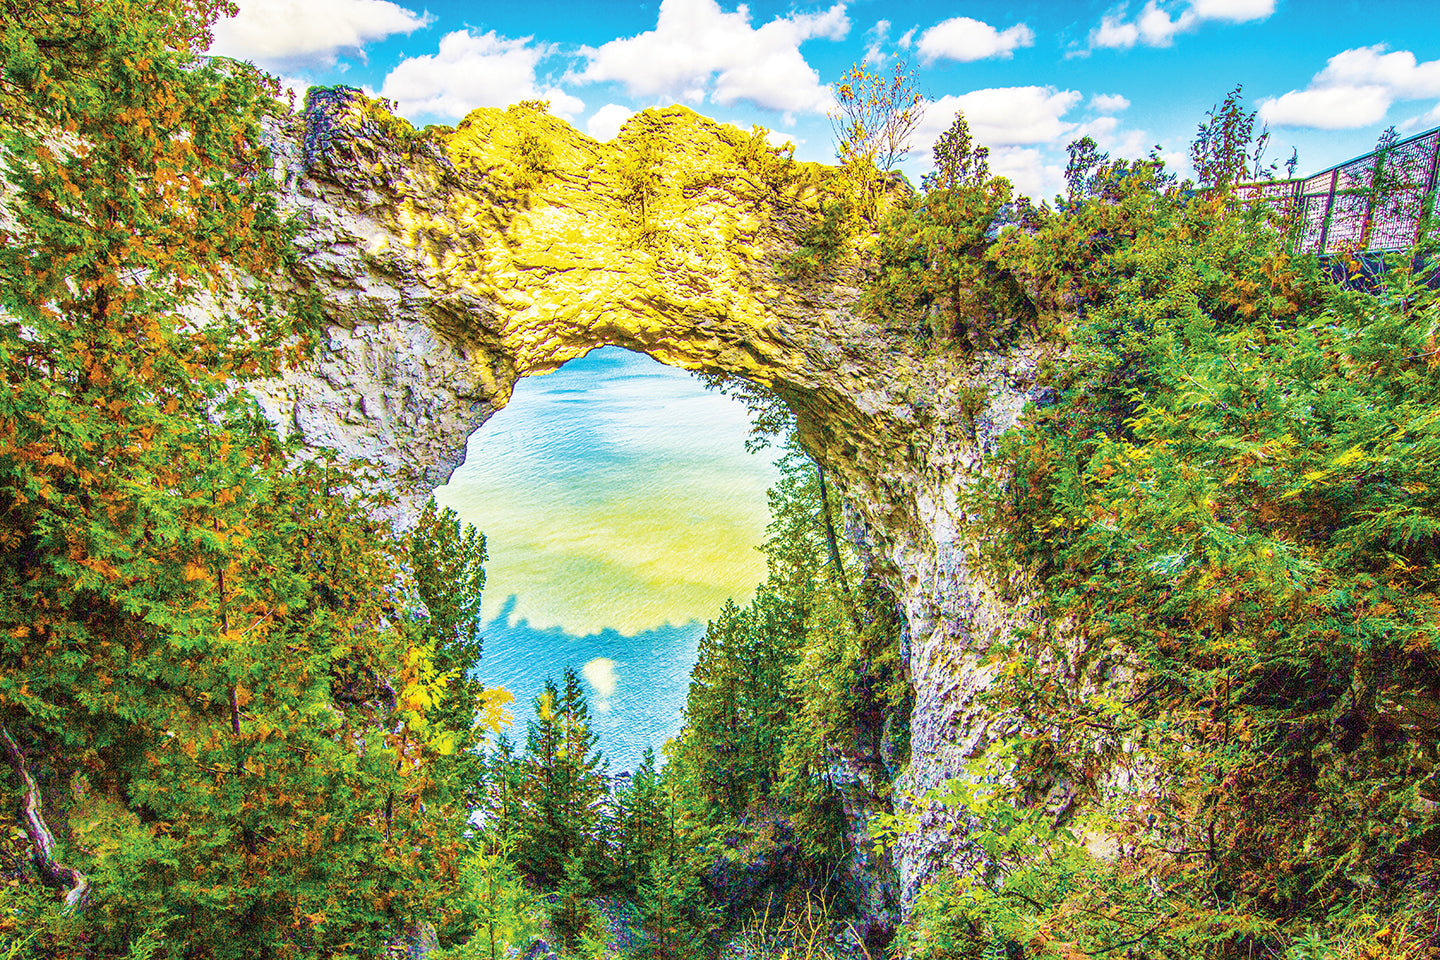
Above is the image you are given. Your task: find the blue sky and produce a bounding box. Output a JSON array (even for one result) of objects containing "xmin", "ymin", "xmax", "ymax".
[{"xmin": 210, "ymin": 0, "xmax": 1440, "ymax": 198}]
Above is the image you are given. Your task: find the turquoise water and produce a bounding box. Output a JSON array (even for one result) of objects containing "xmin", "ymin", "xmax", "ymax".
[{"xmin": 434, "ymin": 347, "xmax": 779, "ymax": 771}]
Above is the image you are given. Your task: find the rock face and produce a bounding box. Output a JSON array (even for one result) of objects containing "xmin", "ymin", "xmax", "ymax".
[{"xmin": 263, "ymin": 88, "xmax": 1048, "ymax": 929}]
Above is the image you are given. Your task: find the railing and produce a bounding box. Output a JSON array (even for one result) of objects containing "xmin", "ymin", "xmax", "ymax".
[{"xmin": 1234, "ymin": 125, "xmax": 1440, "ymax": 255}]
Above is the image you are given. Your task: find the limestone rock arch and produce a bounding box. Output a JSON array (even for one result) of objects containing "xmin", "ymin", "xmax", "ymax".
[
  {"xmin": 260, "ymin": 89, "xmax": 905, "ymax": 507},
  {"xmin": 261, "ymin": 88, "xmax": 1047, "ymax": 928}
]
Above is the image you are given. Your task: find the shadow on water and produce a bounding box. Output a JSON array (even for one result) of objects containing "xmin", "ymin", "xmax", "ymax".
[{"xmin": 473, "ymin": 596, "xmax": 705, "ymax": 774}]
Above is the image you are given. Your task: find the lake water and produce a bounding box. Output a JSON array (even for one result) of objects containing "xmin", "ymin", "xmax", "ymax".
[{"xmin": 434, "ymin": 347, "xmax": 780, "ymax": 771}]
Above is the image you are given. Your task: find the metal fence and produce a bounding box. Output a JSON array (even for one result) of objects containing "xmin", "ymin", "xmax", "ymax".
[{"xmin": 1234, "ymin": 125, "xmax": 1440, "ymax": 255}]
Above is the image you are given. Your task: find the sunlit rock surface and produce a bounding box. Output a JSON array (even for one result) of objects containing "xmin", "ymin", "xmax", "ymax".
[{"xmin": 260, "ymin": 87, "xmax": 1051, "ymax": 930}]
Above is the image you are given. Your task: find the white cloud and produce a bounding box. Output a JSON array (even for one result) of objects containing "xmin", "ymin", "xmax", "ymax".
[
  {"xmin": 583, "ymin": 658, "xmax": 618, "ymax": 701},
  {"xmin": 379, "ymin": 30, "xmax": 583, "ymax": 122},
  {"xmin": 1407, "ymin": 102, "xmax": 1440, "ymax": 132},
  {"xmin": 587, "ymin": 103, "xmax": 635, "ymax": 141},
  {"xmin": 916, "ymin": 16, "xmax": 1034, "ymax": 64},
  {"xmin": 919, "ymin": 87, "xmax": 1083, "ymax": 150},
  {"xmin": 864, "ymin": 19, "xmax": 890, "ymax": 65},
  {"xmin": 1089, "ymin": 15, "xmax": 1140, "ymax": 50},
  {"xmin": 1094, "ymin": 3, "xmax": 1196, "ymax": 49},
  {"xmin": 577, "ymin": 0, "xmax": 849, "ymax": 115},
  {"xmin": 1312, "ymin": 45, "xmax": 1440, "ymax": 100},
  {"xmin": 209, "ymin": 0, "xmax": 431, "ymax": 66},
  {"xmin": 1081, "ymin": 115, "xmax": 1121, "ymax": 138},
  {"xmin": 1077, "ymin": 115, "xmax": 1153, "ymax": 158},
  {"xmin": 989, "ymin": 146, "xmax": 1063, "ymax": 199},
  {"xmin": 1259, "ymin": 85, "xmax": 1393, "ymax": 130},
  {"xmin": 277, "ymin": 75, "xmax": 314, "ymax": 101},
  {"xmin": 1091, "ymin": 92, "xmax": 1131, "ymax": 113},
  {"xmin": 908, "ymin": 87, "xmax": 1088, "ymax": 196},
  {"xmin": 759, "ymin": 128, "xmax": 802, "ymax": 151},
  {"xmin": 1189, "ymin": 0, "xmax": 1275, "ymax": 20},
  {"xmin": 1088, "ymin": 0, "xmax": 1273, "ymax": 51},
  {"xmin": 897, "ymin": 26, "xmax": 917, "ymax": 49},
  {"xmin": 1259, "ymin": 44, "xmax": 1440, "ymax": 130}
]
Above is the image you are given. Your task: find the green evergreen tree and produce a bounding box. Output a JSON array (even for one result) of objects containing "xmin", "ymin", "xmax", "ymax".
[
  {"xmin": 406, "ymin": 497, "xmax": 488, "ymax": 817},
  {"xmin": 513, "ymin": 671, "xmax": 607, "ymax": 886},
  {"xmin": 556, "ymin": 667, "xmax": 608, "ymax": 879},
  {"xmin": 923, "ymin": 111, "xmax": 990, "ymax": 193},
  {"xmin": 548, "ymin": 853, "xmax": 598, "ymax": 951},
  {"xmin": 408, "ymin": 497, "xmax": 486, "ymax": 684},
  {"xmin": 485, "ymin": 733, "xmax": 524, "ymax": 846},
  {"xmin": 0, "ymin": 1, "xmax": 480, "ymax": 954},
  {"xmin": 515, "ymin": 678, "xmax": 564, "ymax": 883},
  {"xmin": 616, "ymin": 748, "xmax": 668, "ymax": 894},
  {"xmin": 632, "ymin": 863, "xmax": 712, "ymax": 960}
]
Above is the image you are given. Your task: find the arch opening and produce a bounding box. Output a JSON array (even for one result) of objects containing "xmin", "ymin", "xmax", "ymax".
[
  {"xmin": 268, "ymin": 88, "xmax": 1040, "ymax": 926},
  {"xmin": 433, "ymin": 346, "xmax": 783, "ymax": 771}
]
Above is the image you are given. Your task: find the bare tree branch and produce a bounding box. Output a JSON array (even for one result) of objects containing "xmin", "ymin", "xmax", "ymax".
[{"xmin": 0, "ymin": 723, "xmax": 90, "ymax": 910}]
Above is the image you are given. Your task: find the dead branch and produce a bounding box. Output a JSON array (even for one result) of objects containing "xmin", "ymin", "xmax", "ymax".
[{"xmin": 0, "ymin": 723, "xmax": 90, "ymax": 910}]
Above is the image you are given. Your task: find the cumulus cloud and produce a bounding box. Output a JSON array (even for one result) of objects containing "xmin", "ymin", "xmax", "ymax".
[
  {"xmin": 276, "ymin": 75, "xmax": 315, "ymax": 101},
  {"xmin": 1076, "ymin": 115, "xmax": 1155, "ymax": 160},
  {"xmin": 763, "ymin": 129, "xmax": 802, "ymax": 151},
  {"xmin": 1310, "ymin": 45, "xmax": 1440, "ymax": 100},
  {"xmin": 587, "ymin": 103, "xmax": 635, "ymax": 141},
  {"xmin": 1189, "ymin": 0, "xmax": 1276, "ymax": 19},
  {"xmin": 1259, "ymin": 86, "xmax": 1392, "ymax": 130},
  {"xmin": 918, "ymin": 87, "xmax": 1083, "ymax": 150},
  {"xmin": 910, "ymin": 87, "xmax": 1139, "ymax": 197},
  {"xmin": 1408, "ymin": 101, "xmax": 1440, "ymax": 132},
  {"xmin": 583, "ymin": 658, "xmax": 618, "ymax": 712},
  {"xmin": 1259, "ymin": 44, "xmax": 1440, "ymax": 130},
  {"xmin": 987, "ymin": 146, "xmax": 1064, "ymax": 199},
  {"xmin": 209, "ymin": 0, "xmax": 431, "ymax": 67},
  {"xmin": 916, "ymin": 16, "xmax": 1034, "ymax": 65},
  {"xmin": 1091, "ymin": 92, "xmax": 1131, "ymax": 113},
  {"xmin": 379, "ymin": 30, "xmax": 583, "ymax": 122},
  {"xmin": 577, "ymin": 0, "xmax": 849, "ymax": 115},
  {"xmin": 1088, "ymin": 0, "xmax": 1273, "ymax": 51},
  {"xmin": 864, "ymin": 19, "xmax": 890, "ymax": 65},
  {"xmin": 1091, "ymin": 3, "xmax": 1195, "ymax": 49}
]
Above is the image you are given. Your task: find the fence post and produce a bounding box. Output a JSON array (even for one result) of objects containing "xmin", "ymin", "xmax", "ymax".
[
  {"xmin": 1423, "ymin": 135, "xmax": 1440, "ymax": 246},
  {"xmin": 1318, "ymin": 167, "xmax": 1339, "ymax": 254},
  {"xmin": 1360, "ymin": 150, "xmax": 1386, "ymax": 250}
]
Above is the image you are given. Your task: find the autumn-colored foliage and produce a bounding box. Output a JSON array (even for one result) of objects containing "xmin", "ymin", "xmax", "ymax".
[
  {"xmin": 890, "ymin": 93, "xmax": 1440, "ymax": 958},
  {"xmin": 0, "ymin": 1, "xmax": 487, "ymax": 956},
  {"xmin": 864, "ymin": 113, "xmax": 1034, "ymax": 348}
]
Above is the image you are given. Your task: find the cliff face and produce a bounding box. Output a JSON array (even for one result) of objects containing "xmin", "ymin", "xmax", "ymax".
[{"xmin": 262, "ymin": 88, "xmax": 1052, "ymax": 927}]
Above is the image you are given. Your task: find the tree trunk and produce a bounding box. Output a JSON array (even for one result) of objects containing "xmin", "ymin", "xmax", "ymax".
[
  {"xmin": 815, "ymin": 462, "xmax": 861, "ymax": 632},
  {"xmin": 0, "ymin": 724, "xmax": 90, "ymax": 910}
]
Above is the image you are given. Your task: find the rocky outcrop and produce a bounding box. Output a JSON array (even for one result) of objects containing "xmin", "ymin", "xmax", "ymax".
[{"xmin": 262, "ymin": 88, "xmax": 1051, "ymax": 926}]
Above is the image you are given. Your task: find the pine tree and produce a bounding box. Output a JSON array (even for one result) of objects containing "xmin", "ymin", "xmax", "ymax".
[
  {"xmin": 923, "ymin": 111, "xmax": 990, "ymax": 193},
  {"xmin": 683, "ymin": 599, "xmax": 746, "ymax": 814},
  {"xmin": 549, "ymin": 852, "xmax": 598, "ymax": 950},
  {"xmin": 512, "ymin": 671, "xmax": 608, "ymax": 887},
  {"xmin": 408, "ymin": 497, "xmax": 487, "ymax": 680},
  {"xmin": 556, "ymin": 667, "xmax": 607, "ymax": 876},
  {"xmin": 0, "ymin": 0, "xmax": 478, "ymax": 953},
  {"xmin": 485, "ymin": 733, "xmax": 524, "ymax": 844},
  {"xmin": 616, "ymin": 748, "xmax": 667, "ymax": 893},
  {"xmin": 516, "ymin": 679, "xmax": 565, "ymax": 883},
  {"xmin": 632, "ymin": 863, "xmax": 713, "ymax": 960},
  {"xmin": 407, "ymin": 497, "xmax": 488, "ymax": 775}
]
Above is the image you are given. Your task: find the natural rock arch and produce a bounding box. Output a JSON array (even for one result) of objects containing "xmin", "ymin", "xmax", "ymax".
[
  {"xmin": 259, "ymin": 89, "xmax": 922, "ymax": 516},
  {"xmin": 260, "ymin": 88, "xmax": 1047, "ymax": 928}
]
